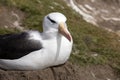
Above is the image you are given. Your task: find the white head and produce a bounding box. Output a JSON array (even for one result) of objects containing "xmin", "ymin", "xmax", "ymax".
[{"xmin": 43, "ymin": 12, "xmax": 71, "ymax": 42}]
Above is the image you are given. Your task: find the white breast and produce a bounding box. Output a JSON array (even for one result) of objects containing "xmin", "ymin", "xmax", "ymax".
[
  {"xmin": 0, "ymin": 34, "xmax": 72, "ymax": 70},
  {"xmin": 53, "ymin": 36, "xmax": 73, "ymax": 66}
]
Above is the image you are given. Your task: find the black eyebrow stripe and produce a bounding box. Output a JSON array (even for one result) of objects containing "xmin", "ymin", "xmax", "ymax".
[{"xmin": 47, "ymin": 16, "xmax": 56, "ymax": 23}]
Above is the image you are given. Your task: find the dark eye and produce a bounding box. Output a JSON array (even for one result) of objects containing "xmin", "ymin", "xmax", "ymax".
[{"xmin": 47, "ymin": 16, "xmax": 56, "ymax": 23}]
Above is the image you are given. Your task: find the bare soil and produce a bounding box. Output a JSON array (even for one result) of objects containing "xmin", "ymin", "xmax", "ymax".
[
  {"xmin": 0, "ymin": 62, "xmax": 119, "ymax": 80},
  {"xmin": 0, "ymin": 6, "xmax": 25, "ymax": 30}
]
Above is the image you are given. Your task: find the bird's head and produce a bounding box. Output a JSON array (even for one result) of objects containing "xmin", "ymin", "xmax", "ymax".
[{"xmin": 43, "ymin": 12, "xmax": 72, "ymax": 42}]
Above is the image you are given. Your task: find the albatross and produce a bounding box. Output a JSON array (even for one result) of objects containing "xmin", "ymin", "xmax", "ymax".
[{"xmin": 0, "ymin": 12, "xmax": 73, "ymax": 70}]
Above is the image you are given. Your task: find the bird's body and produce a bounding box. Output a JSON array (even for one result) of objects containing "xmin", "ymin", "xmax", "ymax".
[{"xmin": 0, "ymin": 12, "xmax": 73, "ymax": 70}]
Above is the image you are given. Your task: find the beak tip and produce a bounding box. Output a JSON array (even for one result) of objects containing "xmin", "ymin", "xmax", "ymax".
[
  {"xmin": 66, "ymin": 34, "xmax": 72, "ymax": 42},
  {"xmin": 59, "ymin": 22, "xmax": 72, "ymax": 42}
]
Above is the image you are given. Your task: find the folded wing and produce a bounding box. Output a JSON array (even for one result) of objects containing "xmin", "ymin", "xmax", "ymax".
[{"xmin": 0, "ymin": 32, "xmax": 43, "ymax": 59}]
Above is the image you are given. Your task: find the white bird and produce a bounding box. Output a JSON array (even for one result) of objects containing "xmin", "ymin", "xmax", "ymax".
[{"xmin": 0, "ymin": 12, "xmax": 73, "ymax": 70}]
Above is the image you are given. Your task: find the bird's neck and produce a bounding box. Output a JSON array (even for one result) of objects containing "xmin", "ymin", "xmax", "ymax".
[{"xmin": 43, "ymin": 31, "xmax": 60, "ymax": 39}]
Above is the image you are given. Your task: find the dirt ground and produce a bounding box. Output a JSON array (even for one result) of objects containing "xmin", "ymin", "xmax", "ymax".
[
  {"xmin": 0, "ymin": 62, "xmax": 119, "ymax": 80},
  {"xmin": 0, "ymin": 6, "xmax": 25, "ymax": 30}
]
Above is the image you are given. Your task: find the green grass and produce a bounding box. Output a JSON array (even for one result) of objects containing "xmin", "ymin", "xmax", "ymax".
[{"xmin": 0, "ymin": 0, "xmax": 120, "ymax": 71}]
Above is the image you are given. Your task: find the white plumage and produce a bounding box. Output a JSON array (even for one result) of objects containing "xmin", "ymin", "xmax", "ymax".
[{"xmin": 0, "ymin": 12, "xmax": 73, "ymax": 70}]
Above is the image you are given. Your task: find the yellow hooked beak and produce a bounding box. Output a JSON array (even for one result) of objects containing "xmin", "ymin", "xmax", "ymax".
[{"xmin": 59, "ymin": 22, "xmax": 71, "ymax": 42}]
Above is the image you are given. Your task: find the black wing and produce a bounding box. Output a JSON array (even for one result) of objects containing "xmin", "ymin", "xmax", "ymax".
[{"xmin": 0, "ymin": 32, "xmax": 42, "ymax": 59}]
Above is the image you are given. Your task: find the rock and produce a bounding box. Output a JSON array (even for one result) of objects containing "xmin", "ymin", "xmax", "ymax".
[{"xmin": 65, "ymin": 0, "xmax": 120, "ymax": 32}]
